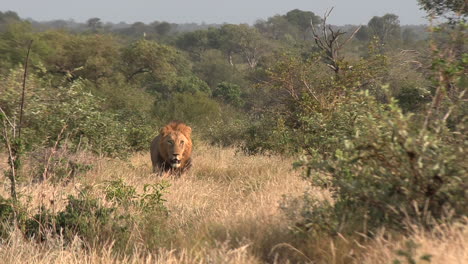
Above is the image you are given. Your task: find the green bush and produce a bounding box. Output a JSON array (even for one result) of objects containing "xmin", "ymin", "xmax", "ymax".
[
  {"xmin": 296, "ymin": 91, "xmax": 467, "ymax": 234},
  {"xmin": 104, "ymin": 178, "xmax": 169, "ymax": 213},
  {"xmin": 0, "ymin": 196, "xmax": 16, "ymax": 238},
  {"xmin": 24, "ymin": 182, "xmax": 169, "ymax": 249},
  {"xmin": 213, "ymin": 82, "xmax": 245, "ymax": 107},
  {"xmin": 0, "ymin": 69, "xmax": 153, "ymax": 157},
  {"xmin": 153, "ymin": 92, "xmax": 221, "ymax": 127},
  {"xmin": 174, "ymin": 75, "xmax": 211, "ymax": 94}
]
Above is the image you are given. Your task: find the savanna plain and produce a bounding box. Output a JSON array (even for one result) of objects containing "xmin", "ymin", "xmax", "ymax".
[{"xmin": 0, "ymin": 1, "xmax": 467, "ymax": 263}]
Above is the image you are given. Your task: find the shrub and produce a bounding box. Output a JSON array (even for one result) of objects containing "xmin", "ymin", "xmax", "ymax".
[
  {"xmin": 153, "ymin": 92, "xmax": 221, "ymax": 127},
  {"xmin": 0, "ymin": 69, "xmax": 152, "ymax": 157},
  {"xmin": 24, "ymin": 182, "xmax": 169, "ymax": 249},
  {"xmin": 0, "ymin": 196, "xmax": 16, "ymax": 238},
  {"xmin": 296, "ymin": 91, "xmax": 467, "ymax": 234},
  {"xmin": 32, "ymin": 148, "xmax": 94, "ymax": 183},
  {"xmin": 104, "ymin": 178, "xmax": 169, "ymax": 213},
  {"xmin": 213, "ymin": 82, "xmax": 245, "ymax": 107}
]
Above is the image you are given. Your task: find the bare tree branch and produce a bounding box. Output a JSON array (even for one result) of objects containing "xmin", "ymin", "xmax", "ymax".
[
  {"xmin": 310, "ymin": 8, "xmax": 361, "ymax": 74},
  {"xmin": 19, "ymin": 40, "xmax": 33, "ymax": 139}
]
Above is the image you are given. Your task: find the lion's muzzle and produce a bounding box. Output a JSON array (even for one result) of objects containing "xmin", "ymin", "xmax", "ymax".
[{"xmin": 170, "ymin": 155, "xmax": 182, "ymax": 168}]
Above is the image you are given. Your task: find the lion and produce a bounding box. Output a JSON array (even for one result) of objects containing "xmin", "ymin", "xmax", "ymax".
[{"xmin": 150, "ymin": 121, "xmax": 192, "ymax": 174}]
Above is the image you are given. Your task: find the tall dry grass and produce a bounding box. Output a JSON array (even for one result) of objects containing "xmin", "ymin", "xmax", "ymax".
[
  {"xmin": 362, "ymin": 218, "xmax": 468, "ymax": 264},
  {"xmin": 0, "ymin": 144, "xmax": 467, "ymax": 263}
]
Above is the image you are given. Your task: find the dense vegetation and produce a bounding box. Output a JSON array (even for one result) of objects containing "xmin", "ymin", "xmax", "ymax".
[{"xmin": 0, "ymin": 2, "xmax": 466, "ymax": 263}]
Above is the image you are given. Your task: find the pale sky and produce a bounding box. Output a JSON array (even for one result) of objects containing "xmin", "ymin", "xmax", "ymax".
[{"xmin": 0, "ymin": 0, "xmax": 429, "ymax": 25}]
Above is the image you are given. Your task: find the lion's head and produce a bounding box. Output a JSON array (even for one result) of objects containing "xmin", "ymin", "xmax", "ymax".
[{"xmin": 158, "ymin": 122, "xmax": 192, "ymax": 169}]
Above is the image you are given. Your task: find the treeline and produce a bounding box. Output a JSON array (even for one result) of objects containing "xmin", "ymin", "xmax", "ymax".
[{"xmin": 0, "ymin": 9, "xmax": 429, "ymax": 155}]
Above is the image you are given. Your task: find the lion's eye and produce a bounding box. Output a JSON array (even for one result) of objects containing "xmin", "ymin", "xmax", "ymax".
[
  {"xmin": 181, "ymin": 141, "xmax": 185, "ymax": 145},
  {"xmin": 168, "ymin": 140, "xmax": 174, "ymax": 145}
]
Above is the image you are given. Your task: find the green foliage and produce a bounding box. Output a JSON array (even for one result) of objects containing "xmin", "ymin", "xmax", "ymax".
[
  {"xmin": 155, "ymin": 22, "xmax": 172, "ymax": 36},
  {"xmin": 255, "ymin": 15, "xmax": 300, "ymax": 42},
  {"xmin": 241, "ymin": 48, "xmax": 389, "ymax": 154},
  {"xmin": 296, "ymin": 92, "xmax": 467, "ymax": 233},
  {"xmin": 203, "ymin": 106, "xmax": 250, "ymax": 147},
  {"xmin": 213, "ymin": 82, "xmax": 244, "ymax": 107},
  {"xmin": 0, "ymin": 196, "xmax": 16, "ymax": 237},
  {"xmin": 86, "ymin": 18, "xmax": 102, "ymax": 32},
  {"xmin": 0, "ymin": 11, "xmax": 20, "ymax": 26},
  {"xmin": 368, "ymin": 14, "xmax": 401, "ymax": 46},
  {"xmin": 285, "ymin": 9, "xmax": 321, "ymax": 40},
  {"xmin": 174, "ymin": 74, "xmax": 211, "ymax": 94},
  {"xmin": 418, "ymin": 0, "xmax": 467, "ymax": 17},
  {"xmin": 25, "ymin": 182, "xmax": 169, "ymax": 248},
  {"xmin": 122, "ymin": 39, "xmax": 192, "ymax": 94},
  {"xmin": 393, "ymin": 240, "xmax": 433, "ymax": 264},
  {"xmin": 282, "ymin": 194, "xmax": 339, "ymax": 236},
  {"xmin": 0, "ymin": 69, "xmax": 151, "ymax": 157},
  {"xmin": 396, "ymin": 85, "xmax": 430, "ymax": 112},
  {"xmin": 36, "ymin": 155, "xmax": 93, "ymax": 184},
  {"xmin": 38, "ymin": 31, "xmax": 120, "ymax": 82},
  {"xmin": 0, "ymin": 22, "xmax": 38, "ymax": 71},
  {"xmin": 193, "ymin": 49, "xmax": 241, "ymax": 88},
  {"xmin": 175, "ymin": 29, "xmax": 210, "ymax": 59},
  {"xmin": 24, "ymin": 187, "xmax": 118, "ymax": 243},
  {"xmin": 104, "ymin": 178, "xmax": 169, "ymax": 213},
  {"xmin": 153, "ymin": 92, "xmax": 221, "ymax": 127}
]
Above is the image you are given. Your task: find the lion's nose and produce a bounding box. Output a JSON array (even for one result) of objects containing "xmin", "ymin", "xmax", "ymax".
[{"xmin": 173, "ymin": 154, "xmax": 180, "ymax": 159}]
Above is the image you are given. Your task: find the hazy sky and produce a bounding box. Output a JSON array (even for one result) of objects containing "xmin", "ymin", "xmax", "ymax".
[{"xmin": 0, "ymin": 0, "xmax": 428, "ymax": 25}]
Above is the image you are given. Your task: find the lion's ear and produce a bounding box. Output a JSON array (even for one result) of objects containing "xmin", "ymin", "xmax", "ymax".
[
  {"xmin": 160, "ymin": 127, "xmax": 168, "ymax": 136},
  {"xmin": 183, "ymin": 126, "xmax": 192, "ymax": 137}
]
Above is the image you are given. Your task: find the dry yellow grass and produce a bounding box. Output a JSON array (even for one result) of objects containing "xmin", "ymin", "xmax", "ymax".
[
  {"xmin": 361, "ymin": 219, "xmax": 468, "ymax": 264},
  {"xmin": 0, "ymin": 144, "xmax": 466, "ymax": 263}
]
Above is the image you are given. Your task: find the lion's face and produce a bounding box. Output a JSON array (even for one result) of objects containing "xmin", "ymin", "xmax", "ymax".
[{"xmin": 163, "ymin": 131, "xmax": 189, "ymax": 168}]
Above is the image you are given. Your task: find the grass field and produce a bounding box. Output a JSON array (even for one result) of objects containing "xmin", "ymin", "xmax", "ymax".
[{"xmin": 0, "ymin": 144, "xmax": 466, "ymax": 263}]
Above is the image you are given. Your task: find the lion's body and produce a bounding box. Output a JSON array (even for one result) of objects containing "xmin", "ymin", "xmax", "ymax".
[{"xmin": 150, "ymin": 122, "xmax": 192, "ymax": 174}]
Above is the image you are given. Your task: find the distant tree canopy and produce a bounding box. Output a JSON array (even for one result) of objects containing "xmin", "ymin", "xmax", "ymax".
[
  {"xmin": 286, "ymin": 9, "xmax": 322, "ymax": 40},
  {"xmin": 255, "ymin": 15, "xmax": 296, "ymax": 41},
  {"xmin": 0, "ymin": 11, "xmax": 21, "ymax": 32},
  {"xmin": 285, "ymin": 9, "xmax": 321, "ymax": 37},
  {"xmin": 175, "ymin": 29, "xmax": 210, "ymax": 59},
  {"xmin": 418, "ymin": 0, "xmax": 468, "ymax": 16},
  {"xmin": 0, "ymin": 11, "xmax": 20, "ymax": 24},
  {"xmin": 87, "ymin": 17, "xmax": 102, "ymax": 32},
  {"xmin": 254, "ymin": 9, "xmax": 321, "ymax": 41},
  {"xmin": 155, "ymin": 22, "xmax": 172, "ymax": 36},
  {"xmin": 122, "ymin": 39, "xmax": 189, "ymax": 83},
  {"xmin": 368, "ymin": 14, "xmax": 401, "ymax": 44}
]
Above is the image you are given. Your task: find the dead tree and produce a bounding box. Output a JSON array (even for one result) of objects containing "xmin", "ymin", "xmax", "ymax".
[
  {"xmin": 311, "ymin": 8, "xmax": 361, "ymax": 74},
  {"xmin": 0, "ymin": 40, "xmax": 33, "ymax": 203}
]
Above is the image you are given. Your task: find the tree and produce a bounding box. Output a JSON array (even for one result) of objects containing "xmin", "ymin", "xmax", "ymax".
[
  {"xmin": 213, "ymin": 82, "xmax": 244, "ymax": 107},
  {"xmin": 368, "ymin": 14, "xmax": 401, "ymax": 45},
  {"xmin": 0, "ymin": 22, "xmax": 39, "ymax": 71},
  {"xmin": 236, "ymin": 25, "xmax": 268, "ymax": 68},
  {"xmin": 121, "ymin": 39, "xmax": 195, "ymax": 94},
  {"xmin": 402, "ymin": 28, "xmax": 416, "ymax": 45},
  {"xmin": 418, "ymin": 0, "xmax": 467, "ymax": 17},
  {"xmin": 130, "ymin": 22, "xmax": 147, "ymax": 37},
  {"xmin": 175, "ymin": 30, "xmax": 210, "ymax": 59},
  {"xmin": 217, "ymin": 24, "xmax": 268, "ymax": 68},
  {"xmin": 0, "ymin": 11, "xmax": 21, "ymax": 31},
  {"xmin": 311, "ymin": 9, "xmax": 361, "ymax": 74},
  {"xmin": 193, "ymin": 49, "xmax": 238, "ymax": 88},
  {"xmin": 355, "ymin": 26, "xmax": 370, "ymax": 41},
  {"xmin": 155, "ymin": 22, "xmax": 172, "ymax": 36},
  {"xmin": 255, "ymin": 15, "xmax": 297, "ymax": 41},
  {"xmin": 87, "ymin": 17, "xmax": 102, "ymax": 32},
  {"xmin": 38, "ymin": 31, "xmax": 120, "ymax": 82},
  {"xmin": 285, "ymin": 9, "xmax": 321, "ymax": 40}
]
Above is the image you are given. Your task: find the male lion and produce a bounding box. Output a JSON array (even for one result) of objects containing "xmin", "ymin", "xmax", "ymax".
[{"xmin": 150, "ymin": 121, "xmax": 192, "ymax": 174}]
